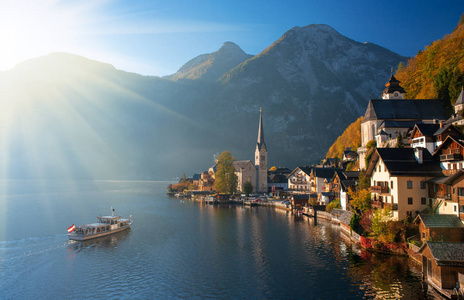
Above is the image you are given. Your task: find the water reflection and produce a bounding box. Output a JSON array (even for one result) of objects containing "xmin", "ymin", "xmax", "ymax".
[{"xmin": 346, "ymin": 242, "xmax": 440, "ymax": 299}]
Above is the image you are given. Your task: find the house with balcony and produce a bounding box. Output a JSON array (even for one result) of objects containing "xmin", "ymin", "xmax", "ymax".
[
  {"xmin": 287, "ymin": 166, "xmax": 312, "ymax": 194},
  {"xmin": 366, "ymin": 147, "xmax": 443, "ymax": 221},
  {"xmin": 409, "ymin": 123, "xmax": 461, "ymax": 155},
  {"xmin": 432, "ymin": 135, "xmax": 464, "ymax": 177},
  {"xmin": 428, "ymin": 170, "xmax": 464, "ymax": 221}
]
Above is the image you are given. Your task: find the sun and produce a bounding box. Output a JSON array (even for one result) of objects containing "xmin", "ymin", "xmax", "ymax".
[{"xmin": 0, "ymin": 1, "xmax": 86, "ymax": 71}]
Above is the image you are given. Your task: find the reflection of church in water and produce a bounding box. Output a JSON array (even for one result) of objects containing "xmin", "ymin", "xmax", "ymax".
[{"xmin": 233, "ymin": 108, "xmax": 268, "ymax": 193}]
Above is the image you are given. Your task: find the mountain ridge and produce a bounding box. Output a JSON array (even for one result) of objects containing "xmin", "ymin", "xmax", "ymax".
[{"xmin": 0, "ymin": 24, "xmax": 409, "ymax": 180}]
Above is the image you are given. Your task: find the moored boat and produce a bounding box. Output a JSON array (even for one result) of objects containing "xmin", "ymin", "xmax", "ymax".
[{"xmin": 68, "ymin": 208, "xmax": 133, "ymax": 241}]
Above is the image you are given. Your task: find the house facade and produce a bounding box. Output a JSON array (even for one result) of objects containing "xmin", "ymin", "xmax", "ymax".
[
  {"xmin": 288, "ymin": 166, "xmax": 312, "ymax": 194},
  {"xmin": 366, "ymin": 148, "xmax": 443, "ymax": 221}
]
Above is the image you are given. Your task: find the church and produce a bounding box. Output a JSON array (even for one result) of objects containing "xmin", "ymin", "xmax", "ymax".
[
  {"xmin": 233, "ymin": 108, "xmax": 268, "ymax": 193},
  {"xmin": 357, "ymin": 75, "xmax": 448, "ymax": 170}
]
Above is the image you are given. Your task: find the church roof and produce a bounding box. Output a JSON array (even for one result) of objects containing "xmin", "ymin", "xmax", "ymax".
[
  {"xmin": 363, "ymin": 99, "xmax": 447, "ymax": 122},
  {"xmin": 232, "ymin": 160, "xmax": 254, "ymax": 171},
  {"xmin": 256, "ymin": 108, "xmax": 267, "ymax": 151},
  {"xmin": 455, "ymin": 87, "xmax": 464, "ymax": 106},
  {"xmin": 382, "ymin": 74, "xmax": 406, "ymax": 95}
]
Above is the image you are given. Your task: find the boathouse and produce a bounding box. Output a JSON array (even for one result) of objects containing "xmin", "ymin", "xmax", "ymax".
[{"xmin": 419, "ymin": 242, "xmax": 464, "ymax": 292}]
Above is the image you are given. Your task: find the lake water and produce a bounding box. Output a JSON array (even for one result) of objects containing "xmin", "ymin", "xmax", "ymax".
[{"xmin": 0, "ymin": 180, "xmax": 442, "ymax": 299}]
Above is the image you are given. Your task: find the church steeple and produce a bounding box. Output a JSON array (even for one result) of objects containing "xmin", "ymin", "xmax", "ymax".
[
  {"xmin": 256, "ymin": 107, "xmax": 267, "ymax": 151},
  {"xmin": 255, "ymin": 107, "xmax": 268, "ymax": 193},
  {"xmin": 381, "ymin": 71, "xmax": 406, "ymax": 99}
]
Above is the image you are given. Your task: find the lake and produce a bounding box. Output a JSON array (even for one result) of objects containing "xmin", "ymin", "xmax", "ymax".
[{"xmin": 0, "ymin": 180, "xmax": 442, "ymax": 299}]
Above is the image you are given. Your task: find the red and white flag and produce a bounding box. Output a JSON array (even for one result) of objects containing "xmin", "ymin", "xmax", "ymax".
[{"xmin": 67, "ymin": 224, "xmax": 76, "ymax": 233}]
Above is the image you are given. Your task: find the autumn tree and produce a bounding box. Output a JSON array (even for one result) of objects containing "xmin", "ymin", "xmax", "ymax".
[
  {"xmin": 214, "ymin": 151, "xmax": 238, "ymax": 194},
  {"xmin": 348, "ymin": 187, "xmax": 371, "ymax": 213}
]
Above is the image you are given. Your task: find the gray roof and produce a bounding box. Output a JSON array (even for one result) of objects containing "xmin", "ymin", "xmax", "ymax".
[
  {"xmin": 363, "ymin": 99, "xmax": 447, "ymax": 122},
  {"xmin": 412, "ymin": 123, "xmax": 441, "ymax": 136},
  {"xmin": 421, "ymin": 242, "xmax": 464, "ymax": 265},
  {"xmin": 415, "ymin": 214, "xmax": 464, "ymax": 228},
  {"xmin": 232, "ymin": 160, "xmax": 254, "ymax": 171},
  {"xmin": 367, "ymin": 148, "xmax": 443, "ymax": 177},
  {"xmin": 312, "ymin": 167, "xmax": 342, "ymax": 180},
  {"xmin": 337, "ymin": 210, "xmax": 354, "ymax": 226}
]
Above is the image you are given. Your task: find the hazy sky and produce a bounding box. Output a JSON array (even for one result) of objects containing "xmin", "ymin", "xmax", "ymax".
[{"xmin": 0, "ymin": 0, "xmax": 463, "ymax": 76}]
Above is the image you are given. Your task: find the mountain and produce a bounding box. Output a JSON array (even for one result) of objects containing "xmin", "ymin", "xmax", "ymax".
[
  {"xmin": 167, "ymin": 42, "xmax": 253, "ymax": 82},
  {"xmin": 0, "ymin": 25, "xmax": 408, "ymax": 180},
  {"xmin": 214, "ymin": 24, "xmax": 407, "ymax": 167}
]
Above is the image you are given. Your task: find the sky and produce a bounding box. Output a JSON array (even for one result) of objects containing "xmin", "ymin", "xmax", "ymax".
[{"xmin": 0, "ymin": 0, "xmax": 463, "ymax": 76}]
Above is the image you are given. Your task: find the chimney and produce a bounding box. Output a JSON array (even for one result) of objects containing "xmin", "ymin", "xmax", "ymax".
[
  {"xmin": 415, "ymin": 147, "xmax": 423, "ymax": 164},
  {"xmin": 440, "ymin": 122, "xmax": 444, "ymax": 128}
]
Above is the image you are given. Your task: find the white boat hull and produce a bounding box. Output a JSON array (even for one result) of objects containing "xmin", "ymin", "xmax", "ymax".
[{"xmin": 68, "ymin": 223, "xmax": 132, "ymax": 241}]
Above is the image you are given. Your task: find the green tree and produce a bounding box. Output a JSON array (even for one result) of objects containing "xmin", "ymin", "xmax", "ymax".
[
  {"xmin": 371, "ymin": 206, "xmax": 394, "ymax": 239},
  {"xmin": 243, "ymin": 181, "xmax": 253, "ymax": 196},
  {"xmin": 214, "ymin": 151, "xmax": 238, "ymax": 194}
]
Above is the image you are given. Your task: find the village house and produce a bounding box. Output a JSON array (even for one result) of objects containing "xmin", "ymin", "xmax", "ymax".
[
  {"xmin": 310, "ymin": 167, "xmax": 342, "ymax": 204},
  {"xmin": 328, "ymin": 170, "xmax": 360, "ymax": 210},
  {"xmin": 357, "ymin": 75, "xmax": 447, "ymax": 169},
  {"xmin": 268, "ymin": 167, "xmax": 291, "ymax": 194},
  {"xmin": 428, "ymin": 169, "xmax": 464, "ymax": 221},
  {"xmin": 414, "ymin": 214, "xmax": 464, "ymax": 244},
  {"xmin": 410, "ymin": 123, "xmax": 461, "ymax": 155},
  {"xmin": 366, "ymin": 147, "xmax": 443, "ymax": 221},
  {"xmin": 287, "ymin": 166, "xmax": 312, "ymax": 194},
  {"xmin": 198, "ymin": 171, "xmax": 215, "ymax": 191}
]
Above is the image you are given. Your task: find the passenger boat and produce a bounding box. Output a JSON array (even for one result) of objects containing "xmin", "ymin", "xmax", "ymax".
[{"xmin": 68, "ymin": 208, "xmax": 133, "ymax": 241}]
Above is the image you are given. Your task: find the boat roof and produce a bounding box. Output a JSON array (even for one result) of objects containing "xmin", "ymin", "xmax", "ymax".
[
  {"xmin": 82, "ymin": 223, "xmax": 107, "ymax": 228},
  {"xmin": 98, "ymin": 215, "xmax": 121, "ymax": 220}
]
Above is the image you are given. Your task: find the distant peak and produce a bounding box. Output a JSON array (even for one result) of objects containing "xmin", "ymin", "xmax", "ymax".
[{"xmin": 218, "ymin": 41, "xmax": 245, "ymax": 54}]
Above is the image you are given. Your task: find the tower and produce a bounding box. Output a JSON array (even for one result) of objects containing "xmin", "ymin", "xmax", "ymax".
[
  {"xmin": 255, "ymin": 107, "xmax": 268, "ymax": 193},
  {"xmin": 380, "ymin": 71, "xmax": 406, "ymax": 100}
]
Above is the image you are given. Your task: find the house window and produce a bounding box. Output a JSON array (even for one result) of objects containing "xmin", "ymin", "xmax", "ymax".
[
  {"xmin": 454, "ymin": 188, "xmax": 456, "ymax": 194},
  {"xmin": 421, "ymin": 197, "xmax": 426, "ymax": 205},
  {"xmin": 422, "ymin": 232, "xmax": 425, "ymax": 239},
  {"xmin": 408, "ymin": 197, "xmax": 413, "ymax": 205},
  {"xmin": 420, "ymin": 181, "xmax": 425, "ymax": 189},
  {"xmin": 391, "ymin": 181, "xmax": 393, "ymax": 189},
  {"xmin": 407, "ymin": 181, "xmax": 413, "ymax": 189},
  {"xmin": 391, "ymin": 195, "xmax": 394, "ymax": 203},
  {"xmin": 455, "ymin": 205, "xmax": 457, "ymax": 212},
  {"xmin": 459, "ymin": 188, "xmax": 464, "ymax": 196}
]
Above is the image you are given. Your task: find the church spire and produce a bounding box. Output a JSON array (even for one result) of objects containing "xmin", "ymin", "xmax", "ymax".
[{"xmin": 257, "ymin": 107, "xmax": 266, "ymax": 151}]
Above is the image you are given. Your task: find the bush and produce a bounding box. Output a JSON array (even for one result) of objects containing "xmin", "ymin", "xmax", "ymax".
[{"xmin": 326, "ymin": 198, "xmax": 341, "ymax": 212}]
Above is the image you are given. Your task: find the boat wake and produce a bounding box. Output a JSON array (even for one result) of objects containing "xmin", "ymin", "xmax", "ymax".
[{"xmin": 0, "ymin": 234, "xmax": 69, "ymax": 263}]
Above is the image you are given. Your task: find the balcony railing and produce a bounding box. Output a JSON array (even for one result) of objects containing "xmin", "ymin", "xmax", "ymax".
[
  {"xmin": 370, "ymin": 186, "xmax": 389, "ymax": 194},
  {"xmin": 372, "ymin": 200, "xmax": 384, "ymax": 209},
  {"xmin": 440, "ymin": 153, "xmax": 463, "ymax": 162}
]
